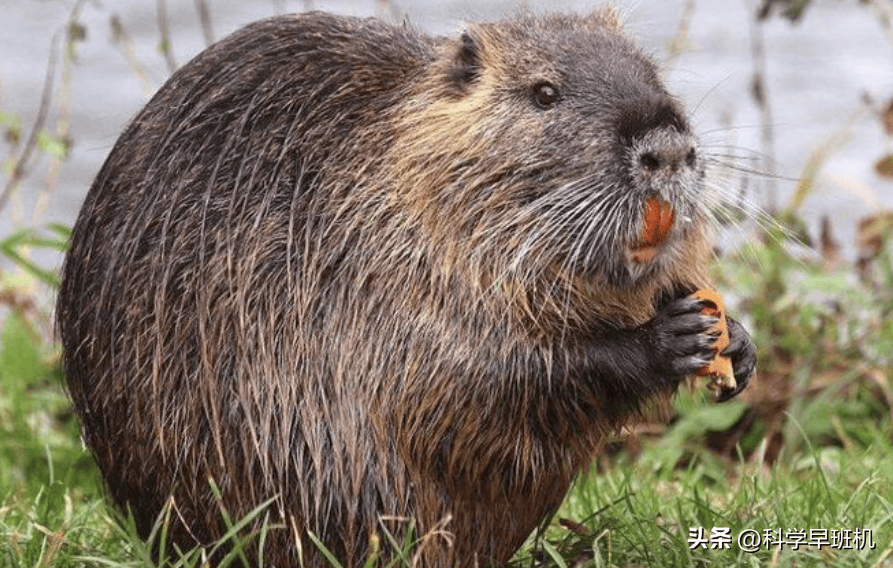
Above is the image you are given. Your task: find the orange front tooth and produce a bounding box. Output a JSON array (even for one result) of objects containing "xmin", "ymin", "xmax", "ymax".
[{"xmin": 639, "ymin": 197, "xmax": 674, "ymax": 248}]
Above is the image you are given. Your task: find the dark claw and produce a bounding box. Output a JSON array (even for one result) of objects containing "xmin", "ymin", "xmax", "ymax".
[
  {"xmin": 645, "ymin": 296, "xmax": 721, "ymax": 379},
  {"xmin": 716, "ymin": 316, "xmax": 756, "ymax": 402}
]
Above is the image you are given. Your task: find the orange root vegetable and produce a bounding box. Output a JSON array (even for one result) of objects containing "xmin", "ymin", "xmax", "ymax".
[{"xmin": 692, "ymin": 288, "xmax": 737, "ymax": 397}]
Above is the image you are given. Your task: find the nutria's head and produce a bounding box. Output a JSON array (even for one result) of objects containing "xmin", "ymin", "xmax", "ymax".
[{"xmin": 386, "ymin": 9, "xmax": 710, "ymax": 330}]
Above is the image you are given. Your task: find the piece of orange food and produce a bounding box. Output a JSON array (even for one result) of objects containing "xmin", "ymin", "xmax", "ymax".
[{"xmin": 692, "ymin": 288, "xmax": 737, "ymax": 398}]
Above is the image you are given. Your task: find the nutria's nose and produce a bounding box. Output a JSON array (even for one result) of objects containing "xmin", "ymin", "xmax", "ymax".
[
  {"xmin": 638, "ymin": 143, "xmax": 698, "ymax": 175},
  {"xmin": 615, "ymin": 96, "xmax": 699, "ymax": 179}
]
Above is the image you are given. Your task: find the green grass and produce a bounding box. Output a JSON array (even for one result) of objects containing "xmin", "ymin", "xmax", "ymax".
[{"xmin": 518, "ymin": 402, "xmax": 893, "ymax": 567}]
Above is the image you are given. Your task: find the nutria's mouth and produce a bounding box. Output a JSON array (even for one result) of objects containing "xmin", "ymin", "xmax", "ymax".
[{"xmin": 627, "ymin": 196, "xmax": 674, "ymax": 264}]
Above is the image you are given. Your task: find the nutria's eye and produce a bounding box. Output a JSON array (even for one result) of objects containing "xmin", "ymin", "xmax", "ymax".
[{"xmin": 533, "ymin": 82, "xmax": 559, "ymax": 109}]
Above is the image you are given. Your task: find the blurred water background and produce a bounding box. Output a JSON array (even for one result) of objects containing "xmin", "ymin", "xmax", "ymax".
[{"xmin": 1, "ymin": 0, "xmax": 891, "ymax": 272}]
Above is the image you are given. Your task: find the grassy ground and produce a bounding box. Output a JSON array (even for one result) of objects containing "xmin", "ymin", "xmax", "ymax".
[{"xmin": 2, "ymin": 225, "xmax": 893, "ymax": 567}]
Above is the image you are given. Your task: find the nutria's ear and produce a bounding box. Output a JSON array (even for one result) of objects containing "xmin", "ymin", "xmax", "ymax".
[
  {"xmin": 585, "ymin": 5, "xmax": 623, "ymax": 33},
  {"xmin": 446, "ymin": 29, "xmax": 482, "ymax": 88}
]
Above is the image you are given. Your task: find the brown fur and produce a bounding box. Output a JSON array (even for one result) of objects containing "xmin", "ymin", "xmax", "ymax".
[{"xmin": 57, "ymin": 8, "xmax": 721, "ymax": 567}]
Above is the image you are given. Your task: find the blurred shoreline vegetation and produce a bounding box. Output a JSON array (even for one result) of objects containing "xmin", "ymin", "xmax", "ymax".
[{"xmin": 1, "ymin": 0, "xmax": 893, "ymax": 566}]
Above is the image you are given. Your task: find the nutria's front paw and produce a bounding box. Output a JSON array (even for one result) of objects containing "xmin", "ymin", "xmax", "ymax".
[
  {"xmin": 645, "ymin": 296, "xmax": 720, "ymax": 378},
  {"xmin": 715, "ymin": 316, "xmax": 756, "ymax": 402}
]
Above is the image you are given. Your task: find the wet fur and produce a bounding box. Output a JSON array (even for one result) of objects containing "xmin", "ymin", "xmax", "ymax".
[{"xmin": 57, "ymin": 9, "xmax": 754, "ymax": 567}]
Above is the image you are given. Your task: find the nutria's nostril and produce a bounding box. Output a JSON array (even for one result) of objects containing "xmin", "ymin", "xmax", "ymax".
[
  {"xmin": 686, "ymin": 147, "xmax": 697, "ymax": 168},
  {"xmin": 640, "ymin": 152, "xmax": 661, "ymax": 172}
]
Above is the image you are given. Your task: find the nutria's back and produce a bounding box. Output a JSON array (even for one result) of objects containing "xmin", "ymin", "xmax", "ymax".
[{"xmin": 57, "ymin": 9, "xmax": 753, "ymax": 567}]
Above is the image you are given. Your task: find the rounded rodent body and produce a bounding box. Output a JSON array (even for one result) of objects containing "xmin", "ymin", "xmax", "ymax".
[{"xmin": 57, "ymin": 9, "xmax": 754, "ymax": 567}]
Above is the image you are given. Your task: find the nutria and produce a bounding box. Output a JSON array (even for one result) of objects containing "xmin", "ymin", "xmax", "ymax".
[{"xmin": 57, "ymin": 8, "xmax": 756, "ymax": 567}]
